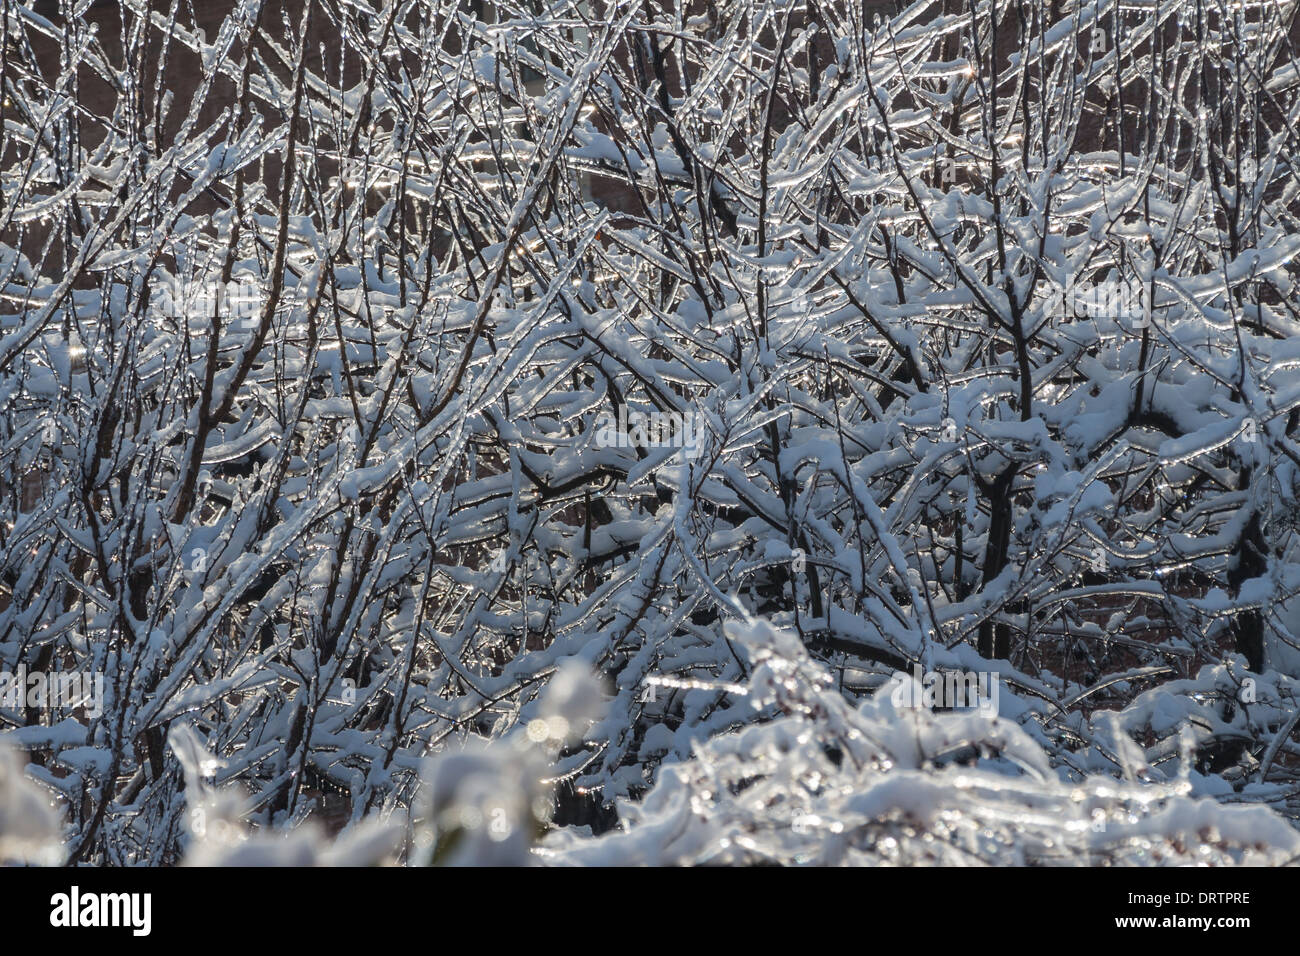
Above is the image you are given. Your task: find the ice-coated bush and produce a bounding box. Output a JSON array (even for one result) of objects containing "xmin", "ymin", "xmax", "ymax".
[{"xmin": 3, "ymin": 0, "xmax": 1300, "ymax": 864}]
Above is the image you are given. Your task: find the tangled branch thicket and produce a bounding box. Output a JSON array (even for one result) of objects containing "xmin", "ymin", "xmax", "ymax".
[{"xmin": 4, "ymin": 0, "xmax": 1300, "ymax": 864}]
